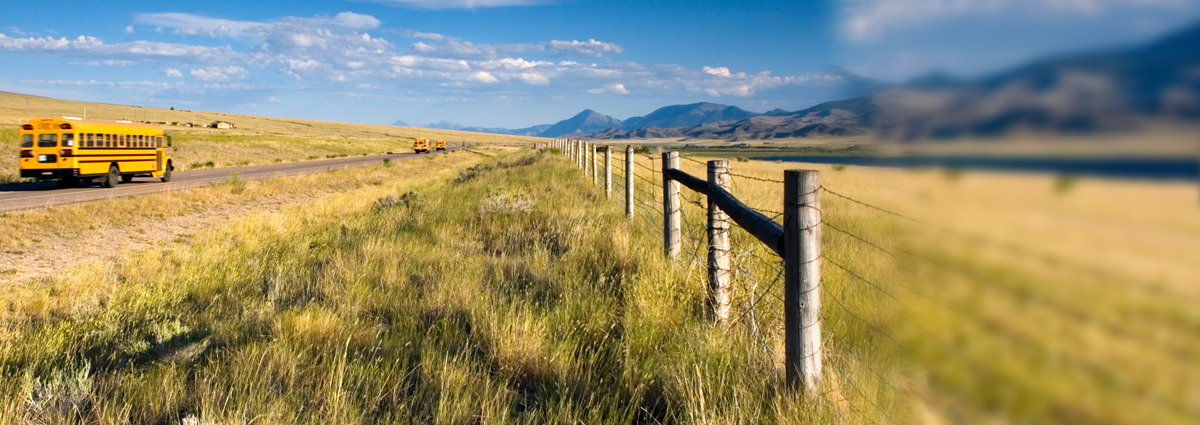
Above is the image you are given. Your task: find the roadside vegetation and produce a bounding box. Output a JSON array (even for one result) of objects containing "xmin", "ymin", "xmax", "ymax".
[{"xmin": 0, "ymin": 150, "xmax": 899, "ymax": 424}]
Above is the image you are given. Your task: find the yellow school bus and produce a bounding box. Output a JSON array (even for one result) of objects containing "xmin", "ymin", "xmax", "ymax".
[
  {"xmin": 19, "ymin": 118, "xmax": 172, "ymax": 188},
  {"xmin": 414, "ymin": 138, "xmax": 430, "ymax": 154},
  {"xmin": 435, "ymin": 139, "xmax": 446, "ymax": 151}
]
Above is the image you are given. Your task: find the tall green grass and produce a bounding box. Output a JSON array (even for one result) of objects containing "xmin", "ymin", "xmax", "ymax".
[{"xmin": 0, "ymin": 151, "xmax": 899, "ymax": 424}]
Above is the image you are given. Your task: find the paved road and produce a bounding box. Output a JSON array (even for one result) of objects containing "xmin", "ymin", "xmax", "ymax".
[{"xmin": 0, "ymin": 149, "xmax": 457, "ymax": 212}]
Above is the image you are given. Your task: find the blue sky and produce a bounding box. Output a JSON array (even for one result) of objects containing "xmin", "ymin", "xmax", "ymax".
[{"xmin": 1, "ymin": 0, "xmax": 1197, "ymax": 128}]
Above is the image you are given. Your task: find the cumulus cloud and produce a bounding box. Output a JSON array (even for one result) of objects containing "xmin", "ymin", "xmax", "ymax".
[
  {"xmin": 165, "ymin": 68, "xmax": 182, "ymax": 77},
  {"xmin": 191, "ymin": 66, "xmax": 249, "ymax": 82},
  {"xmin": 125, "ymin": 26, "xmax": 134, "ymax": 34},
  {"xmin": 703, "ymin": 66, "xmax": 731, "ymax": 77}
]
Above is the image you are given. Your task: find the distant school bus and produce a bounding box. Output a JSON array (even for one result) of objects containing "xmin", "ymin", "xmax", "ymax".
[
  {"xmin": 435, "ymin": 139, "xmax": 446, "ymax": 151},
  {"xmin": 414, "ymin": 138, "xmax": 430, "ymax": 154},
  {"xmin": 18, "ymin": 118, "xmax": 173, "ymax": 188}
]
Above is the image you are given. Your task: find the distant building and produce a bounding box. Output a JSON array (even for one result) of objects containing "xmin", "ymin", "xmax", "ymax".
[{"xmin": 209, "ymin": 121, "xmax": 235, "ymax": 129}]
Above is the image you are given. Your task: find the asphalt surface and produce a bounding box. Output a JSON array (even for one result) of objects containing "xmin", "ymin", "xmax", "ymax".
[{"xmin": 0, "ymin": 149, "xmax": 457, "ymax": 213}]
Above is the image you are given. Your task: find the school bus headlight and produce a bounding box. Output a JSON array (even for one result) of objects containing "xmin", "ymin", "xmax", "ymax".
[
  {"xmin": 59, "ymin": 149, "xmax": 73, "ymax": 158},
  {"xmin": 20, "ymin": 150, "xmax": 33, "ymax": 158}
]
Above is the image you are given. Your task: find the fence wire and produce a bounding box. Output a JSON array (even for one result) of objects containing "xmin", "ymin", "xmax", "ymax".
[{"xmin": 555, "ymin": 149, "xmax": 1187, "ymax": 424}]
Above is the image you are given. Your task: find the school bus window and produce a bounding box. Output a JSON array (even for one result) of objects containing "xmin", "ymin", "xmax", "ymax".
[
  {"xmin": 136, "ymin": 135, "xmax": 142, "ymax": 147},
  {"xmin": 120, "ymin": 135, "xmax": 127, "ymax": 148},
  {"xmin": 63, "ymin": 133, "xmax": 74, "ymax": 147},
  {"xmin": 21, "ymin": 134, "xmax": 33, "ymax": 147},
  {"xmin": 106, "ymin": 134, "xmax": 113, "ymax": 148},
  {"xmin": 38, "ymin": 134, "xmax": 58, "ymax": 147},
  {"xmin": 85, "ymin": 133, "xmax": 93, "ymax": 148}
]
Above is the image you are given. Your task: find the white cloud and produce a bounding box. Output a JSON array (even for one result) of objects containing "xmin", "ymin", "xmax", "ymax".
[
  {"xmin": 165, "ymin": 68, "xmax": 183, "ymax": 77},
  {"xmin": 605, "ymin": 83, "xmax": 629, "ymax": 94},
  {"xmin": 390, "ymin": 29, "xmax": 446, "ymax": 41},
  {"xmin": 191, "ymin": 66, "xmax": 249, "ymax": 82},
  {"xmin": 0, "ymin": 33, "xmax": 241, "ymax": 63},
  {"xmin": 125, "ymin": 26, "xmax": 134, "ymax": 34},
  {"xmin": 360, "ymin": 0, "xmax": 550, "ymax": 9},
  {"xmin": 543, "ymin": 39, "xmax": 623, "ymax": 57},
  {"xmin": 468, "ymin": 71, "xmax": 498, "ymax": 83},
  {"xmin": 703, "ymin": 66, "xmax": 731, "ymax": 77}
]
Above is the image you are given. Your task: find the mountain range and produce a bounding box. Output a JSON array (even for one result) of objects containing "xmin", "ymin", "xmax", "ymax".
[
  {"xmin": 393, "ymin": 102, "xmax": 765, "ymax": 138},
  {"xmin": 579, "ymin": 20, "xmax": 1200, "ymax": 141}
]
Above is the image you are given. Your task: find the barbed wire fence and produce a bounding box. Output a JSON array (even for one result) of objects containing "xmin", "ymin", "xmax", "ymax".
[{"xmin": 540, "ymin": 139, "xmax": 1194, "ymax": 424}]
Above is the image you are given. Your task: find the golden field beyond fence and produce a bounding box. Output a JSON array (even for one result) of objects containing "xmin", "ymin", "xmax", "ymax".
[{"xmin": 551, "ymin": 139, "xmax": 1200, "ymax": 425}]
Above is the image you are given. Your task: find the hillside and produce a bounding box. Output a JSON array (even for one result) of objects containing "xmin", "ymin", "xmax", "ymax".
[{"xmin": 0, "ymin": 91, "xmax": 546, "ymax": 143}]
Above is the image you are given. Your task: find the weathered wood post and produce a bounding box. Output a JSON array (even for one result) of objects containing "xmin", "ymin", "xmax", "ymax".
[
  {"xmin": 604, "ymin": 146, "xmax": 612, "ymax": 199},
  {"xmin": 663, "ymin": 152, "xmax": 681, "ymax": 261},
  {"xmin": 625, "ymin": 145, "xmax": 634, "ymax": 219},
  {"xmin": 590, "ymin": 143, "xmax": 597, "ymax": 185},
  {"xmin": 784, "ymin": 169, "xmax": 822, "ymax": 390},
  {"xmin": 577, "ymin": 141, "xmax": 583, "ymax": 169},
  {"xmin": 708, "ymin": 160, "xmax": 732, "ymax": 323}
]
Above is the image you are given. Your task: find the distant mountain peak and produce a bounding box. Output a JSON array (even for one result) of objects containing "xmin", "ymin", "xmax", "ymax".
[{"xmin": 538, "ymin": 109, "xmax": 622, "ymax": 138}]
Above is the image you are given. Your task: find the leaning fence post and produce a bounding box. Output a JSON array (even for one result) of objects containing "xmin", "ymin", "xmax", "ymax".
[
  {"xmin": 663, "ymin": 152, "xmax": 681, "ymax": 261},
  {"xmin": 784, "ymin": 169, "xmax": 822, "ymax": 390},
  {"xmin": 604, "ymin": 146, "xmax": 612, "ymax": 199},
  {"xmin": 708, "ymin": 160, "xmax": 732, "ymax": 323},
  {"xmin": 625, "ymin": 145, "xmax": 634, "ymax": 218}
]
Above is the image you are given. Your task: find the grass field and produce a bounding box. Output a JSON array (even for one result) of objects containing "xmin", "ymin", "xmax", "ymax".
[
  {"xmin": 1, "ymin": 136, "xmax": 1197, "ymax": 424},
  {"xmin": 0, "ymin": 90, "xmax": 546, "ymax": 183},
  {"xmin": 0, "ymin": 149, "xmax": 900, "ymax": 424}
]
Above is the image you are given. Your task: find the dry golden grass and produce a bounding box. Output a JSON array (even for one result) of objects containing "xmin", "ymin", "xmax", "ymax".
[
  {"xmin": 645, "ymin": 150, "xmax": 1200, "ymax": 425},
  {"xmin": 0, "ymin": 149, "xmax": 892, "ymax": 424}
]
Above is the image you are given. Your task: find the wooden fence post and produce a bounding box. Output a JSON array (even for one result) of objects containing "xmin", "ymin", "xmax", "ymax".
[
  {"xmin": 625, "ymin": 145, "xmax": 634, "ymax": 219},
  {"xmin": 784, "ymin": 170, "xmax": 822, "ymax": 391},
  {"xmin": 663, "ymin": 152, "xmax": 681, "ymax": 261},
  {"xmin": 604, "ymin": 146, "xmax": 612, "ymax": 199},
  {"xmin": 591, "ymin": 143, "xmax": 597, "ymax": 185},
  {"xmin": 708, "ymin": 160, "xmax": 732, "ymax": 323}
]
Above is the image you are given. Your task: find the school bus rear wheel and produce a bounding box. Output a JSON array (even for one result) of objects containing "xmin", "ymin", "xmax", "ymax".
[
  {"xmin": 122, "ymin": 175, "xmax": 134, "ymax": 183},
  {"xmin": 103, "ymin": 165, "xmax": 120, "ymax": 188},
  {"xmin": 162, "ymin": 161, "xmax": 173, "ymax": 183}
]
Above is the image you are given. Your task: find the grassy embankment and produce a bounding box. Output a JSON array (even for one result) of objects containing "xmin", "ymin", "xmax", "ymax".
[
  {"xmin": 0, "ymin": 149, "xmax": 899, "ymax": 424},
  {"xmin": 653, "ymin": 153, "xmax": 1200, "ymax": 425},
  {"xmin": 0, "ymin": 90, "xmax": 545, "ymax": 183},
  {"xmin": 0, "ymin": 150, "xmax": 486, "ymax": 278}
]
